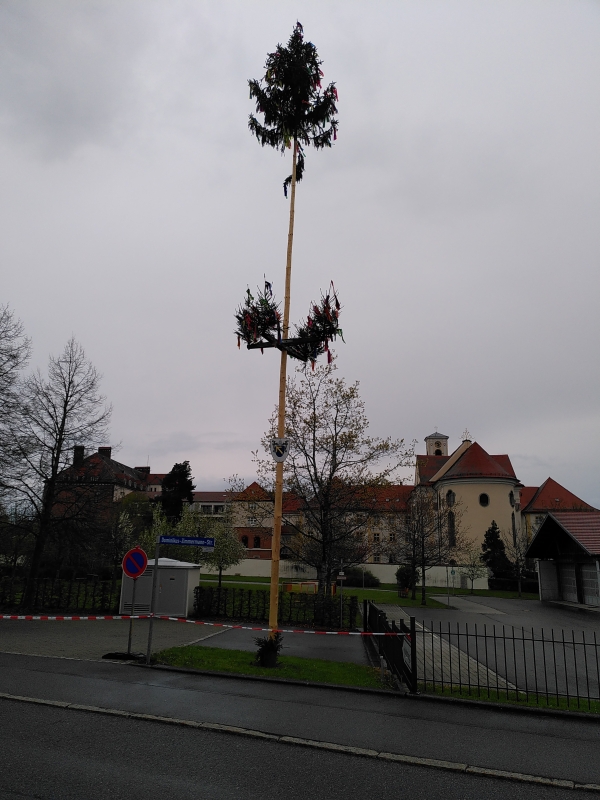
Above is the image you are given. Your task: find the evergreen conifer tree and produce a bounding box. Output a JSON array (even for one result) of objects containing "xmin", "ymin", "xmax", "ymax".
[
  {"xmin": 481, "ymin": 520, "xmax": 512, "ymax": 578},
  {"xmin": 160, "ymin": 461, "xmax": 195, "ymax": 522}
]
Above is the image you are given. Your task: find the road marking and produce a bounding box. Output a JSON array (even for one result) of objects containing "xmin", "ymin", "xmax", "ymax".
[
  {"xmin": 0, "ymin": 691, "xmax": 596, "ymax": 791},
  {"xmin": 182, "ymin": 628, "xmax": 229, "ymax": 646}
]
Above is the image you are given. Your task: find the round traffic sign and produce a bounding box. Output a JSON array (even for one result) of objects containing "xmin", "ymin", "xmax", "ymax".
[{"xmin": 122, "ymin": 547, "xmax": 148, "ymax": 579}]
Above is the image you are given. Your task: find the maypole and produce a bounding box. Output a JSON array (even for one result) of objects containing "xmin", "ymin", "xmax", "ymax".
[
  {"xmin": 269, "ymin": 139, "xmax": 297, "ymax": 631},
  {"xmin": 237, "ymin": 22, "xmax": 340, "ymax": 636}
]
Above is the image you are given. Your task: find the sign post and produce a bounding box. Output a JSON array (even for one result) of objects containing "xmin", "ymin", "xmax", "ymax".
[
  {"xmin": 337, "ymin": 569, "xmax": 346, "ymax": 629},
  {"xmin": 121, "ymin": 547, "xmax": 148, "ymax": 657},
  {"xmin": 145, "ymin": 535, "xmax": 215, "ymax": 665}
]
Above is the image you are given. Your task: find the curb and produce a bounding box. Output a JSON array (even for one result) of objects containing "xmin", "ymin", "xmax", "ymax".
[
  {"xmin": 0, "ymin": 691, "xmax": 597, "ymax": 793},
  {"xmin": 136, "ymin": 662, "xmax": 406, "ymax": 697},
  {"xmin": 139, "ymin": 662, "xmax": 600, "ymax": 722}
]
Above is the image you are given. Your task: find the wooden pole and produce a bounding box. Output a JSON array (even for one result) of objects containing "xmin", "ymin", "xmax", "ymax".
[{"xmin": 269, "ymin": 140, "xmax": 298, "ymax": 635}]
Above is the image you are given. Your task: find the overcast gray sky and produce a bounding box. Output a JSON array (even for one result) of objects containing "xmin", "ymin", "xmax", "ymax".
[{"xmin": 1, "ymin": 0, "xmax": 599, "ymax": 503}]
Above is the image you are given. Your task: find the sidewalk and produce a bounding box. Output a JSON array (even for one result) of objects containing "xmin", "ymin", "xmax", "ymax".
[{"xmin": 0, "ymin": 617, "xmax": 370, "ymax": 664}]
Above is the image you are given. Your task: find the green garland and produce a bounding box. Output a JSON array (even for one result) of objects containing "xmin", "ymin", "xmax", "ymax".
[{"xmin": 234, "ymin": 281, "xmax": 343, "ymax": 366}]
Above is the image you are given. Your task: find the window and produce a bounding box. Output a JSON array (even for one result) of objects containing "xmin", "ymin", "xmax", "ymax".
[
  {"xmin": 373, "ymin": 532, "xmax": 380, "ymax": 543},
  {"xmin": 434, "ymin": 449, "xmax": 442, "ymax": 456},
  {"xmin": 373, "ymin": 555, "xmax": 380, "ymax": 563},
  {"xmin": 200, "ymin": 505, "xmax": 212, "ymax": 515},
  {"xmin": 509, "ymin": 491, "xmax": 515, "ymax": 508},
  {"xmin": 389, "ymin": 532, "xmax": 396, "ymax": 543},
  {"xmin": 247, "ymin": 516, "xmax": 258, "ymax": 526},
  {"xmin": 249, "ymin": 502, "xmax": 257, "ymax": 511},
  {"xmin": 253, "ymin": 536, "xmax": 261, "ymax": 549},
  {"xmin": 241, "ymin": 536, "xmax": 248, "ymax": 547},
  {"xmin": 479, "ymin": 493, "xmax": 489, "ymax": 507},
  {"xmin": 214, "ymin": 505, "xmax": 225, "ymax": 514},
  {"xmin": 448, "ymin": 511, "xmax": 456, "ymax": 548},
  {"xmin": 446, "ymin": 490, "xmax": 455, "ymax": 508}
]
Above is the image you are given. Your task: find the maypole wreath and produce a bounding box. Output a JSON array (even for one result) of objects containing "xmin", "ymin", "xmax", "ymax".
[
  {"xmin": 238, "ymin": 22, "xmax": 340, "ymax": 637},
  {"xmin": 234, "ymin": 280, "xmax": 344, "ymax": 367}
]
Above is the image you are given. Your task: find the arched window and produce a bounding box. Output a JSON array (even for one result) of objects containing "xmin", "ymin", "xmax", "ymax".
[
  {"xmin": 434, "ymin": 449, "xmax": 442, "ymax": 456},
  {"xmin": 479, "ymin": 493, "xmax": 489, "ymax": 507},
  {"xmin": 446, "ymin": 490, "xmax": 455, "ymax": 508},
  {"xmin": 253, "ymin": 536, "xmax": 261, "ymax": 549},
  {"xmin": 448, "ymin": 511, "xmax": 456, "ymax": 548},
  {"xmin": 509, "ymin": 491, "xmax": 515, "ymax": 507},
  {"xmin": 241, "ymin": 536, "xmax": 248, "ymax": 548}
]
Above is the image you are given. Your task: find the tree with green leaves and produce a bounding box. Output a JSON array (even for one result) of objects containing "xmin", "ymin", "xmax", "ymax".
[
  {"xmin": 255, "ymin": 360, "xmax": 412, "ymax": 594},
  {"xmin": 480, "ymin": 520, "xmax": 512, "ymax": 579},
  {"xmin": 160, "ymin": 461, "xmax": 195, "ymax": 522}
]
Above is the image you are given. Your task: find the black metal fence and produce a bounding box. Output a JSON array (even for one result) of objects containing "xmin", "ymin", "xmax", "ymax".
[
  {"xmin": 194, "ymin": 586, "xmax": 359, "ymax": 629},
  {"xmin": 366, "ymin": 603, "xmax": 600, "ymax": 712},
  {"xmin": 415, "ymin": 619, "xmax": 600, "ymax": 711},
  {"xmin": 0, "ymin": 576, "xmax": 120, "ymax": 614},
  {"xmin": 365, "ymin": 600, "xmax": 416, "ymax": 692}
]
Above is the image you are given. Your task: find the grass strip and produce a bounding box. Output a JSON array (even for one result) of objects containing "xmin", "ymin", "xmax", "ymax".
[
  {"xmin": 420, "ymin": 683, "xmax": 600, "ymax": 714},
  {"xmin": 154, "ymin": 644, "xmax": 387, "ymax": 689}
]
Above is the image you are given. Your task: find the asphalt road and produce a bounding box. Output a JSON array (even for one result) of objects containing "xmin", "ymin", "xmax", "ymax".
[
  {"xmin": 0, "ymin": 652, "xmax": 599, "ymax": 789},
  {"xmin": 0, "ymin": 699, "xmax": 593, "ymax": 800}
]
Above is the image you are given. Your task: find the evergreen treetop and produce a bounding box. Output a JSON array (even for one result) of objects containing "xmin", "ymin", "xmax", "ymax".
[{"xmin": 248, "ymin": 21, "xmax": 339, "ymax": 195}]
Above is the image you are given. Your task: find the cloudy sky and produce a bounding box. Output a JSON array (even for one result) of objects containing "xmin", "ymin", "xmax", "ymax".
[{"xmin": 1, "ymin": 1, "xmax": 599, "ymax": 503}]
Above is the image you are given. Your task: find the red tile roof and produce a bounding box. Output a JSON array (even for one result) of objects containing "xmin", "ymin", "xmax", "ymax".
[
  {"xmin": 370, "ymin": 485, "xmax": 414, "ymax": 511},
  {"xmin": 520, "ymin": 487, "xmax": 538, "ymax": 509},
  {"xmin": 548, "ymin": 511, "xmax": 600, "ymax": 555},
  {"xmin": 415, "ymin": 455, "xmax": 449, "ymax": 484},
  {"xmin": 440, "ymin": 443, "xmax": 516, "ymax": 481},
  {"xmin": 521, "ymin": 477, "xmax": 596, "ymax": 513},
  {"xmin": 192, "ymin": 491, "xmax": 229, "ymax": 503},
  {"xmin": 236, "ymin": 481, "xmax": 271, "ymax": 502}
]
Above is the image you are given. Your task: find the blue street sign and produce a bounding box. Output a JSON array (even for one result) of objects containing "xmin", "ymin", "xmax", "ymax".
[{"xmin": 159, "ymin": 536, "xmax": 215, "ymax": 550}]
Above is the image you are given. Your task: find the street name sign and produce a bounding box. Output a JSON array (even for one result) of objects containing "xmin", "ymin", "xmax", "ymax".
[
  {"xmin": 159, "ymin": 536, "xmax": 215, "ymax": 551},
  {"xmin": 122, "ymin": 547, "xmax": 148, "ymax": 579}
]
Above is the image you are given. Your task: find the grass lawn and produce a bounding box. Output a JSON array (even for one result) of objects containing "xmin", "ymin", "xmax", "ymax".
[
  {"xmin": 420, "ymin": 683, "xmax": 600, "ymax": 714},
  {"xmin": 154, "ymin": 644, "xmax": 387, "ymax": 689},
  {"xmin": 201, "ymin": 577, "xmax": 538, "ymax": 603}
]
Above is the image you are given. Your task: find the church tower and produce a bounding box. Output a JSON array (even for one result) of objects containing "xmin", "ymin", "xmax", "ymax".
[{"xmin": 425, "ymin": 432, "xmax": 449, "ymax": 456}]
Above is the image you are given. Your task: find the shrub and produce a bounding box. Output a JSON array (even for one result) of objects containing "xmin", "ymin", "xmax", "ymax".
[
  {"xmin": 343, "ymin": 567, "xmax": 380, "ymax": 587},
  {"xmin": 254, "ymin": 631, "xmax": 284, "ymax": 667}
]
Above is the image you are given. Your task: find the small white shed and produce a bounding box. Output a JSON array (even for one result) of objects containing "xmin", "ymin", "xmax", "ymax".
[{"xmin": 119, "ymin": 557, "xmax": 200, "ymax": 618}]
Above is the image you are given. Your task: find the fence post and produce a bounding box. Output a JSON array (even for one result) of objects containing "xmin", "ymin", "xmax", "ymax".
[
  {"xmin": 363, "ymin": 599, "xmax": 368, "ymax": 633},
  {"xmin": 409, "ymin": 616, "xmax": 418, "ymax": 694}
]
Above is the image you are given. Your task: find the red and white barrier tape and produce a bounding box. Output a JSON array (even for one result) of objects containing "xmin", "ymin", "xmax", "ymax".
[{"xmin": 0, "ymin": 613, "xmax": 404, "ymax": 636}]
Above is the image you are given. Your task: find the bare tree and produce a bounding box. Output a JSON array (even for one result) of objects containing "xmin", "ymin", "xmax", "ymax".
[
  {"xmin": 0, "ymin": 305, "xmax": 31, "ymax": 496},
  {"xmin": 501, "ymin": 522, "xmax": 530, "ymax": 598},
  {"xmin": 5, "ymin": 338, "xmax": 111, "ymax": 608},
  {"xmin": 255, "ymin": 361, "xmax": 413, "ymax": 593},
  {"xmin": 394, "ymin": 487, "xmax": 466, "ymax": 605},
  {"xmin": 459, "ymin": 543, "xmax": 488, "ymax": 594}
]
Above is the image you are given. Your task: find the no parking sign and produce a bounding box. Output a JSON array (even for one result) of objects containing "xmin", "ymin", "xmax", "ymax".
[{"xmin": 122, "ymin": 547, "xmax": 148, "ymax": 580}]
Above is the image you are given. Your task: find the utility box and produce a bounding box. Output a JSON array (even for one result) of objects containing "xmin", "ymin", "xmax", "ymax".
[{"xmin": 119, "ymin": 557, "xmax": 200, "ymax": 618}]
